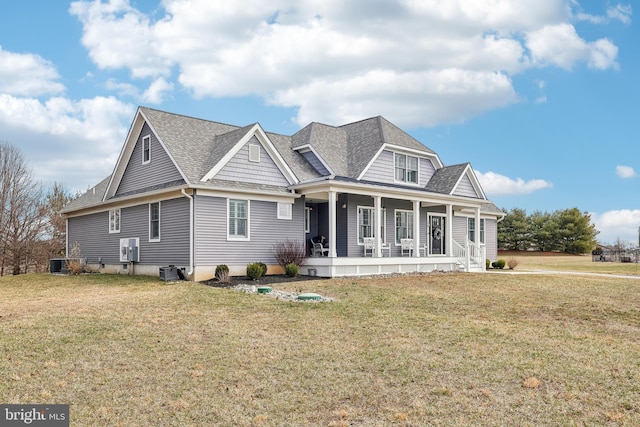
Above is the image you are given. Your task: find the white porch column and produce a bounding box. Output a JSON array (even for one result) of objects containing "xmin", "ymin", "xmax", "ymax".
[
  {"xmin": 475, "ymin": 207, "xmax": 481, "ymax": 247},
  {"xmin": 413, "ymin": 199, "xmax": 420, "ymax": 257},
  {"xmin": 328, "ymin": 191, "xmax": 337, "ymax": 258},
  {"xmin": 375, "ymin": 195, "xmax": 382, "ymax": 257},
  {"xmin": 446, "ymin": 204, "xmax": 453, "ymax": 256}
]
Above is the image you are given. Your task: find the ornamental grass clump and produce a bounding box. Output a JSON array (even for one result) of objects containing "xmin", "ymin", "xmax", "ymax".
[
  {"xmin": 215, "ymin": 264, "xmax": 229, "ymax": 282},
  {"xmin": 507, "ymin": 257, "xmax": 519, "ymax": 270}
]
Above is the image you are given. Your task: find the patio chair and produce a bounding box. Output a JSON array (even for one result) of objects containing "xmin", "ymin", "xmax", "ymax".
[
  {"xmin": 311, "ymin": 239, "xmax": 329, "ymax": 257},
  {"xmin": 363, "ymin": 237, "xmax": 375, "ymax": 256},
  {"xmin": 400, "ymin": 238, "xmax": 413, "ymax": 256},
  {"xmin": 381, "ymin": 242, "xmax": 391, "ymax": 257}
]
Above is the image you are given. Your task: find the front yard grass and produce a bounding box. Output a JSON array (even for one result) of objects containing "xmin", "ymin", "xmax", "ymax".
[{"xmin": 1, "ymin": 272, "xmax": 639, "ymax": 426}]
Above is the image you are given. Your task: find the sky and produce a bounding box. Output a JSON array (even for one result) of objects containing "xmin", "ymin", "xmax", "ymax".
[{"xmin": 0, "ymin": 0, "xmax": 638, "ymax": 246}]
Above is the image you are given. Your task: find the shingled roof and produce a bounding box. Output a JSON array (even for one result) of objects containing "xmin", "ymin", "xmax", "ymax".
[{"xmin": 66, "ymin": 107, "xmax": 501, "ymax": 215}]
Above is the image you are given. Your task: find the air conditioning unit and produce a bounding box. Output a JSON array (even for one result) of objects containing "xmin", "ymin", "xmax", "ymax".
[{"xmin": 119, "ymin": 238, "xmax": 140, "ymax": 262}]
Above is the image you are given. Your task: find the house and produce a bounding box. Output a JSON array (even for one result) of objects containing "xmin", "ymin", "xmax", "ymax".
[{"xmin": 63, "ymin": 107, "xmax": 504, "ymax": 280}]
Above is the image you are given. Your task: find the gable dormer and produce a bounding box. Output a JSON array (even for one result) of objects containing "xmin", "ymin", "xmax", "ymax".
[
  {"xmin": 201, "ymin": 123, "xmax": 298, "ymax": 186},
  {"xmin": 426, "ymin": 163, "xmax": 486, "ymax": 200}
]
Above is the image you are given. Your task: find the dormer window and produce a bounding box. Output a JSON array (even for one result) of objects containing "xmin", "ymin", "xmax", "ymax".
[
  {"xmin": 142, "ymin": 135, "xmax": 151, "ymax": 164},
  {"xmin": 395, "ymin": 153, "xmax": 418, "ymax": 184}
]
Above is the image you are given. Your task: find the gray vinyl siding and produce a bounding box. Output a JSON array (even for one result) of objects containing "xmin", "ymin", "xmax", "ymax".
[
  {"xmin": 484, "ymin": 218, "xmax": 498, "ymax": 261},
  {"xmin": 452, "ymin": 216, "xmax": 468, "ymax": 245},
  {"xmin": 116, "ymin": 123, "xmax": 185, "ymax": 196},
  {"xmin": 194, "ymin": 194, "xmax": 304, "ymax": 265},
  {"xmin": 453, "ymin": 175, "xmax": 479, "ymax": 198},
  {"xmin": 214, "ymin": 136, "xmax": 290, "ymax": 186},
  {"xmin": 419, "ymin": 158, "xmax": 436, "ymax": 186},
  {"xmin": 132, "ymin": 197, "xmax": 190, "ymax": 265},
  {"xmin": 67, "ymin": 197, "xmax": 190, "ymax": 266},
  {"xmin": 301, "ymin": 151, "xmax": 330, "ymax": 176},
  {"xmin": 361, "ymin": 150, "xmax": 394, "ymax": 184},
  {"xmin": 68, "ymin": 212, "xmax": 118, "ymax": 264}
]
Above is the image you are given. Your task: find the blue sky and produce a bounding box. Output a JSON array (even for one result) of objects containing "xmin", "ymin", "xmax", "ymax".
[{"xmin": 0, "ymin": 0, "xmax": 637, "ymax": 245}]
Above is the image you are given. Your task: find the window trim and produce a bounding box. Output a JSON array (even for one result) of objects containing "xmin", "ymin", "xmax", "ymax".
[
  {"xmin": 277, "ymin": 202, "xmax": 292, "ymax": 220},
  {"xmin": 394, "ymin": 209, "xmax": 414, "ymax": 244},
  {"xmin": 394, "ymin": 153, "xmax": 419, "ymax": 184},
  {"xmin": 149, "ymin": 202, "xmax": 160, "ymax": 242},
  {"xmin": 357, "ymin": 206, "xmax": 374, "ymax": 244},
  {"xmin": 248, "ymin": 143, "xmax": 261, "ymax": 163},
  {"xmin": 480, "ymin": 218, "xmax": 485, "ymax": 244},
  {"xmin": 142, "ymin": 134, "xmax": 151, "ymax": 164},
  {"xmin": 304, "ymin": 207, "xmax": 311, "ymax": 233},
  {"xmin": 468, "ymin": 217, "xmax": 475, "ymax": 243},
  {"xmin": 228, "ymin": 199, "xmax": 250, "ymax": 240},
  {"xmin": 109, "ymin": 208, "xmax": 121, "ymax": 234}
]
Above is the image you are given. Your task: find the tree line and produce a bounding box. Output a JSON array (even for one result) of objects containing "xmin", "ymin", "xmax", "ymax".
[
  {"xmin": 497, "ymin": 207, "xmax": 599, "ymax": 254},
  {"xmin": 0, "ymin": 143, "xmax": 74, "ymax": 275}
]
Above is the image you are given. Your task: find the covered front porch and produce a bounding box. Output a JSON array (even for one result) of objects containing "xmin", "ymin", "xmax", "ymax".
[{"xmin": 297, "ymin": 179, "xmax": 491, "ymax": 278}]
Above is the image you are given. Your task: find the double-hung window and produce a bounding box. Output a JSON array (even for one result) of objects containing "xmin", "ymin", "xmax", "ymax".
[
  {"xmin": 394, "ymin": 153, "xmax": 418, "ymax": 184},
  {"xmin": 480, "ymin": 218, "xmax": 485, "ymax": 244},
  {"xmin": 142, "ymin": 135, "xmax": 151, "ymax": 164},
  {"xmin": 395, "ymin": 210, "xmax": 414, "ymax": 243},
  {"xmin": 358, "ymin": 207, "xmax": 374, "ymax": 244},
  {"xmin": 149, "ymin": 202, "xmax": 160, "ymax": 241},
  {"xmin": 304, "ymin": 207, "xmax": 311, "ymax": 233},
  {"xmin": 109, "ymin": 209, "xmax": 120, "ymax": 234},
  {"xmin": 229, "ymin": 199, "xmax": 249, "ymax": 239},
  {"xmin": 468, "ymin": 218, "xmax": 475, "ymax": 242}
]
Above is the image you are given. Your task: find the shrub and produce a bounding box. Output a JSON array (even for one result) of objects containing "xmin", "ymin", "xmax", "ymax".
[
  {"xmin": 284, "ymin": 263, "xmax": 299, "ymax": 277},
  {"xmin": 491, "ymin": 259, "xmax": 506, "ymax": 269},
  {"xmin": 257, "ymin": 262, "xmax": 268, "ymax": 277},
  {"xmin": 273, "ymin": 239, "xmax": 306, "ymax": 270},
  {"xmin": 507, "ymin": 258, "xmax": 519, "ymax": 270},
  {"xmin": 246, "ymin": 263, "xmax": 263, "ymax": 280},
  {"xmin": 215, "ymin": 264, "xmax": 229, "ymax": 282},
  {"xmin": 486, "ymin": 259, "xmax": 491, "ymax": 269}
]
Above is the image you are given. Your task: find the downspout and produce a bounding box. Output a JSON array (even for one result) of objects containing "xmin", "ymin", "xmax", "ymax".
[{"xmin": 181, "ymin": 189, "xmax": 194, "ymax": 277}]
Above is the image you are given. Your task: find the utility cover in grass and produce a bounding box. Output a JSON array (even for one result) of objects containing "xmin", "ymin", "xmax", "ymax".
[
  {"xmin": 297, "ymin": 292, "xmax": 322, "ymax": 301},
  {"xmin": 257, "ymin": 286, "xmax": 272, "ymax": 294}
]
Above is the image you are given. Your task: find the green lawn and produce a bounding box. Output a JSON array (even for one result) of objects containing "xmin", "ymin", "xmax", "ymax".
[{"xmin": 1, "ymin": 271, "xmax": 639, "ymax": 426}]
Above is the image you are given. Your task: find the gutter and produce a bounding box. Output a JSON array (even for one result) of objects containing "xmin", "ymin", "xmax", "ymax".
[{"xmin": 181, "ymin": 189, "xmax": 194, "ymax": 277}]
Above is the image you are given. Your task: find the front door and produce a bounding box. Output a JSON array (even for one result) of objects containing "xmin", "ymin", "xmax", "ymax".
[{"xmin": 429, "ymin": 215, "xmax": 446, "ymax": 255}]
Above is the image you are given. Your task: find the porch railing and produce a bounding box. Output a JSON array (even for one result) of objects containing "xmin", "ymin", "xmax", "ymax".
[{"xmin": 452, "ymin": 239, "xmax": 486, "ymax": 272}]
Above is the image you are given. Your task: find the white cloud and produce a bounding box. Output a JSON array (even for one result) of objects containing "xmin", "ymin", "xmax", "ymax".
[
  {"xmin": 0, "ymin": 46, "xmax": 65, "ymax": 96},
  {"xmin": 69, "ymin": 0, "xmax": 622, "ymax": 128},
  {"xmin": 0, "ymin": 94, "xmax": 134, "ymax": 192},
  {"xmin": 106, "ymin": 77, "xmax": 173, "ymax": 104},
  {"xmin": 475, "ymin": 170, "xmax": 553, "ymax": 196},
  {"xmin": 607, "ymin": 4, "xmax": 633, "ymax": 24},
  {"xmin": 616, "ymin": 165, "xmax": 637, "ymax": 179},
  {"xmin": 526, "ymin": 23, "xmax": 618, "ymax": 71},
  {"xmin": 591, "ymin": 209, "xmax": 640, "ymax": 246},
  {"xmin": 575, "ymin": 4, "xmax": 632, "ymax": 25}
]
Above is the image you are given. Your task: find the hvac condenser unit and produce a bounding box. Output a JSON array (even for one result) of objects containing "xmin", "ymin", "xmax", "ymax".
[{"xmin": 119, "ymin": 238, "xmax": 140, "ymax": 262}]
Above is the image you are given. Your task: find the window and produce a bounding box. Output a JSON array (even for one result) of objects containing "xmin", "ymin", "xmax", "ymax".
[
  {"xmin": 468, "ymin": 218, "xmax": 475, "ymax": 242},
  {"xmin": 109, "ymin": 209, "xmax": 120, "ymax": 234},
  {"xmin": 480, "ymin": 218, "xmax": 485, "ymax": 244},
  {"xmin": 358, "ymin": 207, "xmax": 387, "ymax": 244},
  {"xmin": 228, "ymin": 199, "xmax": 249, "ymax": 239},
  {"xmin": 142, "ymin": 135, "xmax": 151, "ymax": 164},
  {"xmin": 358, "ymin": 207, "xmax": 374, "ymax": 244},
  {"xmin": 149, "ymin": 202, "xmax": 160, "ymax": 241},
  {"xmin": 249, "ymin": 144, "xmax": 261, "ymax": 162},
  {"xmin": 304, "ymin": 207, "xmax": 311, "ymax": 233},
  {"xmin": 395, "ymin": 210, "xmax": 414, "ymax": 243},
  {"xmin": 277, "ymin": 202, "xmax": 292, "ymax": 220},
  {"xmin": 394, "ymin": 153, "xmax": 418, "ymax": 184}
]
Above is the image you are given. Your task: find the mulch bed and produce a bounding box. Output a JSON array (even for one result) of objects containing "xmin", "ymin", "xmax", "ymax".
[{"xmin": 204, "ymin": 274, "xmax": 325, "ymax": 288}]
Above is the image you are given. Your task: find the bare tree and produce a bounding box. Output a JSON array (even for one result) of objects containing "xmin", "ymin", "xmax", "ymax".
[{"xmin": 0, "ymin": 143, "xmax": 46, "ymax": 275}]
